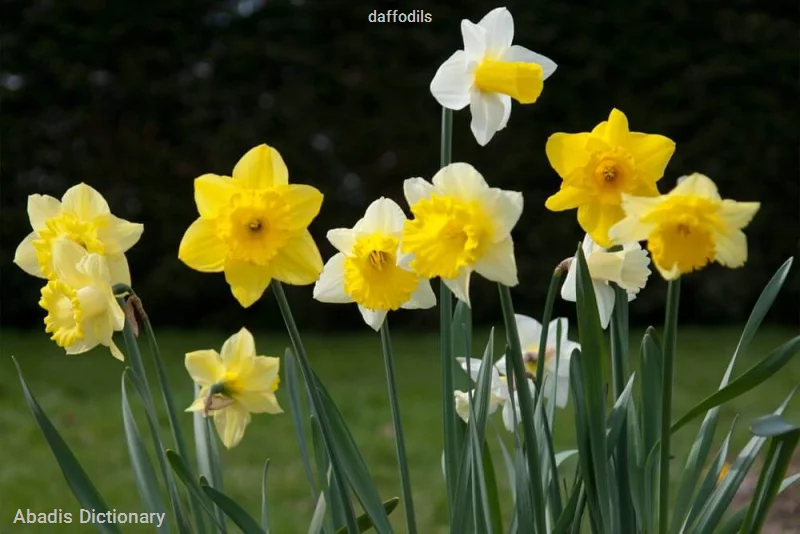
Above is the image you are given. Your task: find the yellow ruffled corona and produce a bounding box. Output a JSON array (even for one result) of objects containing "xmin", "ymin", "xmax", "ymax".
[
  {"xmin": 545, "ymin": 109, "xmax": 676, "ymax": 247},
  {"xmin": 178, "ymin": 144, "xmax": 324, "ymax": 308},
  {"xmin": 608, "ymin": 173, "xmax": 760, "ymax": 280},
  {"xmin": 185, "ymin": 327, "xmax": 282, "ymax": 449}
]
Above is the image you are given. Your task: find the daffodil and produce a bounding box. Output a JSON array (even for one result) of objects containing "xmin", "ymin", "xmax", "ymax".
[
  {"xmin": 185, "ymin": 327, "xmax": 282, "ymax": 449},
  {"xmin": 400, "ymin": 163, "xmax": 522, "ymax": 306},
  {"xmin": 454, "ymin": 357, "xmax": 534, "ymax": 432},
  {"xmin": 608, "ymin": 173, "xmax": 760, "ymax": 280},
  {"xmin": 38, "ymin": 238, "xmax": 125, "ymax": 360},
  {"xmin": 313, "ymin": 198, "xmax": 435, "ymax": 331},
  {"xmin": 429, "ymin": 7, "xmax": 556, "ymax": 146},
  {"xmin": 561, "ymin": 234, "xmax": 651, "ymax": 329},
  {"xmin": 500, "ymin": 315, "xmax": 578, "ymax": 408},
  {"xmin": 178, "ymin": 144, "xmax": 324, "ymax": 308},
  {"xmin": 14, "ymin": 183, "xmax": 143, "ymax": 285},
  {"xmin": 545, "ymin": 109, "xmax": 676, "ymax": 247}
]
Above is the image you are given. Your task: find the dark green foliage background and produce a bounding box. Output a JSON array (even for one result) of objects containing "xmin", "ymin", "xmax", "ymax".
[{"xmin": 2, "ymin": 0, "xmax": 798, "ymax": 330}]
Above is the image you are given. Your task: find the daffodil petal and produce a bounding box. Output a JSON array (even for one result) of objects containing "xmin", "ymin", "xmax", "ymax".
[
  {"xmin": 213, "ymin": 405, "xmax": 251, "ymax": 449},
  {"xmin": 52, "ymin": 238, "xmax": 89, "ymax": 287},
  {"xmin": 186, "ymin": 349, "xmax": 224, "ymax": 386},
  {"xmin": 546, "ymin": 318, "xmax": 570, "ymax": 351},
  {"xmin": 195, "ymin": 174, "xmax": 236, "ymax": 218},
  {"xmin": 186, "ymin": 394, "xmax": 207, "ymax": 412},
  {"xmin": 232, "ymin": 144, "xmax": 289, "ymax": 189},
  {"xmin": 430, "ymin": 50, "xmax": 472, "ymax": 110},
  {"xmin": 27, "ymin": 194, "xmax": 62, "ymax": 231},
  {"xmin": 670, "ymin": 173, "xmax": 720, "ymax": 200},
  {"xmin": 106, "ymin": 254, "xmax": 132, "ymax": 286},
  {"xmin": 545, "ymin": 186, "xmax": 592, "ymax": 212},
  {"xmin": 497, "ymin": 94, "xmax": 512, "ymax": 129},
  {"xmin": 268, "ymin": 231, "xmax": 323, "ymax": 285},
  {"xmin": 578, "ymin": 203, "xmax": 625, "ymax": 248},
  {"xmin": 718, "ymin": 200, "xmax": 760, "ymax": 229},
  {"xmin": 61, "ymin": 183, "xmax": 110, "ymax": 219},
  {"xmin": 502, "ymin": 403, "xmax": 517, "ymax": 432},
  {"xmin": 77, "ymin": 252, "xmax": 112, "ymax": 283},
  {"xmin": 474, "ymin": 236, "xmax": 518, "ymax": 286},
  {"xmin": 326, "ymin": 228, "xmax": 357, "ymax": 255},
  {"xmin": 478, "ymin": 7, "xmax": 514, "ymax": 57},
  {"xmin": 313, "ymin": 253, "xmax": 353, "ymax": 304},
  {"xmin": 355, "ymin": 197, "xmax": 407, "ymax": 234},
  {"xmin": 545, "ymin": 133, "xmax": 592, "ymax": 178},
  {"xmin": 179, "ymin": 219, "xmax": 227, "ymax": 272},
  {"xmin": 221, "ymin": 327, "xmax": 256, "ymax": 368},
  {"xmin": 95, "ymin": 214, "xmax": 144, "ymax": 254},
  {"xmin": 224, "ymin": 259, "xmax": 271, "ymax": 308},
  {"xmin": 431, "ymin": 163, "xmax": 489, "ymax": 201},
  {"xmin": 487, "ymin": 189, "xmax": 523, "ymax": 240},
  {"xmin": 281, "ymin": 184, "xmax": 324, "ymax": 231},
  {"xmin": 443, "ymin": 269, "xmax": 471, "ymax": 307},
  {"xmin": 714, "ymin": 229, "xmax": 748, "ymax": 268},
  {"xmin": 236, "ymin": 391, "xmax": 282, "ymax": 414},
  {"xmin": 454, "ymin": 390, "xmax": 471, "ymax": 423},
  {"xmin": 626, "ymin": 133, "xmax": 675, "ymax": 183},
  {"xmin": 502, "ymin": 45, "xmax": 557, "ymax": 80},
  {"xmin": 14, "ymin": 232, "xmax": 44, "ymax": 277},
  {"xmin": 594, "ymin": 280, "xmax": 616, "ymax": 329},
  {"xmin": 403, "ymin": 177, "xmax": 435, "ymax": 207},
  {"xmin": 561, "ymin": 257, "xmax": 578, "ymax": 302},
  {"xmin": 595, "ymin": 108, "xmax": 630, "ymax": 146},
  {"xmin": 469, "ymin": 91, "xmax": 506, "ymax": 146},
  {"xmin": 401, "ymin": 278, "xmax": 436, "ymax": 310},
  {"xmin": 460, "ymin": 20, "xmax": 487, "ymax": 59},
  {"xmin": 358, "ymin": 305, "xmax": 388, "ymax": 332},
  {"xmin": 515, "ymin": 314, "xmax": 543, "ymax": 350},
  {"xmin": 240, "ymin": 356, "xmax": 280, "ymax": 391}
]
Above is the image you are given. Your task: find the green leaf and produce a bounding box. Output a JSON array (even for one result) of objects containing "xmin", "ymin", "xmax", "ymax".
[
  {"xmin": 750, "ymin": 414, "xmax": 800, "ymax": 437},
  {"xmin": 671, "ymin": 335, "xmax": 800, "ymax": 435},
  {"xmin": 121, "ymin": 370, "xmax": 169, "ymax": 532},
  {"xmin": 440, "ymin": 281, "xmax": 461, "ymax": 511},
  {"xmin": 314, "ymin": 376, "xmax": 393, "ymax": 533},
  {"xmin": 14, "ymin": 357, "xmax": 120, "ymax": 534},
  {"xmin": 165, "ymin": 450, "xmax": 228, "ymax": 532},
  {"xmin": 310, "ymin": 415, "xmax": 342, "ymax": 533},
  {"xmin": 334, "ymin": 498, "xmax": 400, "ymax": 534},
  {"xmin": 716, "ymin": 472, "xmax": 800, "ymax": 534},
  {"xmin": 606, "ymin": 374, "xmax": 635, "ymax": 455},
  {"xmin": 553, "ymin": 480, "xmax": 584, "ymax": 534},
  {"xmin": 261, "ymin": 459, "xmax": 270, "ymax": 533},
  {"xmin": 284, "ymin": 347, "xmax": 318, "ymax": 504},
  {"xmin": 639, "ymin": 328, "xmax": 663, "ymax": 456},
  {"xmin": 625, "ymin": 399, "xmax": 645, "ymax": 528},
  {"xmin": 201, "ymin": 482, "xmax": 265, "ymax": 534},
  {"xmin": 482, "ymin": 440, "xmax": 504, "ymax": 534},
  {"xmin": 741, "ymin": 428, "xmax": 800, "ymax": 533},
  {"xmin": 308, "ymin": 478, "xmax": 328, "ymax": 534}
]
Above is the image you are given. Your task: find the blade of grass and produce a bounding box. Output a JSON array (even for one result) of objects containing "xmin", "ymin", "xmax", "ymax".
[
  {"xmin": 261, "ymin": 459, "xmax": 271, "ymax": 533},
  {"xmin": 201, "ymin": 481, "xmax": 265, "ymax": 534},
  {"xmin": 165, "ymin": 450, "xmax": 228, "ymax": 531},
  {"xmin": 284, "ymin": 347, "xmax": 319, "ymax": 505},
  {"xmin": 334, "ymin": 499, "xmax": 401, "ymax": 534}
]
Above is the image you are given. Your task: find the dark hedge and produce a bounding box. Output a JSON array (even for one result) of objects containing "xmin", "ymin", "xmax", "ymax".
[{"xmin": 2, "ymin": 0, "xmax": 798, "ymax": 331}]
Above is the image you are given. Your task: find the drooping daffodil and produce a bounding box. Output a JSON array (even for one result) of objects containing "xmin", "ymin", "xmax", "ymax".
[
  {"xmin": 561, "ymin": 234, "xmax": 652, "ymax": 329},
  {"xmin": 185, "ymin": 327, "xmax": 282, "ymax": 449},
  {"xmin": 38, "ymin": 238, "xmax": 125, "ymax": 360},
  {"xmin": 608, "ymin": 173, "xmax": 760, "ymax": 280},
  {"xmin": 313, "ymin": 197, "xmax": 435, "ymax": 331},
  {"xmin": 14, "ymin": 183, "xmax": 143, "ymax": 285},
  {"xmin": 401, "ymin": 163, "xmax": 523, "ymax": 306},
  {"xmin": 430, "ymin": 7, "xmax": 557, "ymax": 146},
  {"xmin": 545, "ymin": 109, "xmax": 676, "ymax": 247},
  {"xmin": 178, "ymin": 144, "xmax": 324, "ymax": 308}
]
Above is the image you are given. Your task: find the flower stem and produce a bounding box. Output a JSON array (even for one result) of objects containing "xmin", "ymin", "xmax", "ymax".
[
  {"xmin": 658, "ymin": 277, "xmax": 681, "ymax": 534},
  {"xmin": 380, "ymin": 318, "xmax": 418, "ymax": 534},
  {"xmin": 535, "ymin": 269, "xmax": 565, "ymax": 400}
]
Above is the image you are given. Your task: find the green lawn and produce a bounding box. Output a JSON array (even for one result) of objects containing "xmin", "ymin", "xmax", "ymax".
[{"xmin": 1, "ymin": 325, "xmax": 798, "ymax": 533}]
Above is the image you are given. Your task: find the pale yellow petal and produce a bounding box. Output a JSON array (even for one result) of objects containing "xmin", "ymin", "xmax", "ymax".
[
  {"xmin": 626, "ymin": 133, "xmax": 675, "ymax": 183},
  {"xmin": 236, "ymin": 391, "xmax": 282, "ymax": 414},
  {"xmin": 268, "ymin": 231, "xmax": 323, "ymax": 285},
  {"xmin": 545, "ymin": 133, "xmax": 592, "ymax": 178},
  {"xmin": 106, "ymin": 254, "xmax": 132, "ymax": 286},
  {"xmin": 27, "ymin": 194, "xmax": 62, "ymax": 230},
  {"xmin": 669, "ymin": 173, "xmax": 720, "ymax": 201},
  {"xmin": 186, "ymin": 395, "xmax": 207, "ymax": 412},
  {"xmin": 185, "ymin": 350, "xmax": 224, "ymax": 386},
  {"xmin": 95, "ymin": 214, "xmax": 144, "ymax": 254},
  {"xmin": 240, "ymin": 356, "xmax": 280, "ymax": 391},
  {"xmin": 403, "ymin": 177, "xmax": 435, "ymax": 208},
  {"xmin": 718, "ymin": 201, "xmax": 760, "ymax": 230},
  {"xmin": 431, "ymin": 163, "xmax": 489, "ymax": 202},
  {"xmin": 220, "ymin": 327, "xmax": 256, "ymax": 367},
  {"xmin": 714, "ymin": 229, "xmax": 748, "ymax": 268},
  {"xmin": 354, "ymin": 197, "xmax": 407, "ymax": 234},
  {"xmin": 326, "ymin": 229, "xmax": 357, "ymax": 255},
  {"xmin": 223, "ymin": 259, "xmax": 272, "ymax": 308},
  {"xmin": 545, "ymin": 186, "xmax": 592, "ymax": 212},
  {"xmin": 232, "ymin": 145, "xmax": 289, "ymax": 189},
  {"xmin": 280, "ymin": 184, "xmax": 324, "ymax": 231},
  {"xmin": 313, "ymin": 253, "xmax": 353, "ymax": 303},
  {"xmin": 76, "ymin": 252, "xmax": 112, "ymax": 283},
  {"xmin": 213, "ymin": 404, "xmax": 251, "ymax": 449},
  {"xmin": 194, "ymin": 174, "xmax": 236, "ymax": 218},
  {"xmin": 51, "ymin": 238, "xmax": 90, "ymax": 287},
  {"xmin": 61, "ymin": 183, "xmax": 110, "ymax": 219},
  {"xmin": 443, "ymin": 269, "xmax": 471, "ymax": 307},
  {"xmin": 109, "ymin": 340, "xmax": 125, "ymax": 362},
  {"xmin": 14, "ymin": 232, "xmax": 44, "ymax": 278},
  {"xmin": 486, "ymin": 189, "xmax": 523, "ymax": 241},
  {"xmin": 577, "ymin": 203, "xmax": 625, "ymax": 248},
  {"xmin": 178, "ymin": 219, "xmax": 227, "ymax": 272},
  {"xmin": 474, "ymin": 236, "xmax": 518, "ymax": 286}
]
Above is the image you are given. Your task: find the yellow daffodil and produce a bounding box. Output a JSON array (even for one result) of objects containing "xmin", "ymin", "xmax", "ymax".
[
  {"xmin": 38, "ymin": 238, "xmax": 125, "ymax": 360},
  {"xmin": 608, "ymin": 173, "xmax": 760, "ymax": 280},
  {"xmin": 400, "ymin": 163, "xmax": 523, "ymax": 306},
  {"xmin": 545, "ymin": 109, "xmax": 676, "ymax": 247},
  {"xmin": 313, "ymin": 198, "xmax": 435, "ymax": 331},
  {"xmin": 14, "ymin": 183, "xmax": 143, "ymax": 285},
  {"xmin": 561, "ymin": 234, "xmax": 651, "ymax": 328},
  {"xmin": 178, "ymin": 144, "xmax": 324, "ymax": 308},
  {"xmin": 185, "ymin": 327, "xmax": 282, "ymax": 449},
  {"xmin": 430, "ymin": 7, "xmax": 556, "ymax": 146}
]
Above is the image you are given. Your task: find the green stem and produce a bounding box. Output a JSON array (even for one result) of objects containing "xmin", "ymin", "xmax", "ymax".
[
  {"xmin": 440, "ymin": 108, "xmax": 453, "ymax": 167},
  {"xmin": 535, "ymin": 270, "xmax": 565, "ymax": 400},
  {"xmin": 658, "ymin": 277, "xmax": 682, "ymax": 534},
  {"xmin": 271, "ymin": 281, "xmax": 359, "ymax": 534},
  {"xmin": 498, "ymin": 284, "xmax": 547, "ymax": 534},
  {"xmin": 380, "ymin": 319, "xmax": 418, "ymax": 534}
]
